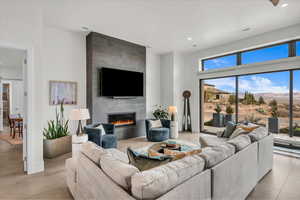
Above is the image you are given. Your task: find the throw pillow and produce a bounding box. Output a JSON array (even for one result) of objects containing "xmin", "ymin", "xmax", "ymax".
[
  {"xmin": 223, "ymin": 121, "xmax": 237, "ymax": 138},
  {"xmin": 229, "ymin": 128, "xmax": 247, "ymax": 139},
  {"xmin": 237, "ymin": 123, "xmax": 259, "ymax": 132},
  {"xmin": 127, "ymin": 147, "xmax": 172, "ymax": 171},
  {"xmin": 149, "ymin": 120, "xmax": 162, "ymax": 129},
  {"xmin": 95, "ymin": 124, "xmax": 106, "ymax": 135}
]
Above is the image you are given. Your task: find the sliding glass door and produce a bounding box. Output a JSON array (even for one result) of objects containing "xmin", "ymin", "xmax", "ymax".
[
  {"xmin": 202, "ymin": 77, "xmax": 236, "ymax": 134},
  {"xmin": 200, "ymin": 70, "xmax": 300, "ymax": 147},
  {"xmin": 238, "ymin": 72, "xmax": 290, "ymax": 134},
  {"xmin": 293, "ymin": 70, "xmax": 300, "ymax": 137}
]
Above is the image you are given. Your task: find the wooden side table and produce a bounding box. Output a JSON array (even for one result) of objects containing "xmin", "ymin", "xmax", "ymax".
[
  {"xmin": 72, "ymin": 134, "xmax": 88, "ymax": 158},
  {"xmin": 170, "ymin": 121, "xmax": 179, "ymax": 139}
]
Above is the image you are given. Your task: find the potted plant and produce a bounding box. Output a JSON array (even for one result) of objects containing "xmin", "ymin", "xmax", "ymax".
[
  {"xmin": 293, "ymin": 123, "xmax": 300, "ymax": 137},
  {"xmin": 43, "ymin": 101, "xmax": 71, "ymax": 158},
  {"xmin": 268, "ymin": 99, "xmax": 279, "ymax": 134},
  {"xmin": 153, "ymin": 105, "xmax": 169, "ymax": 120},
  {"xmin": 213, "ymin": 104, "xmax": 224, "ymax": 127},
  {"xmin": 224, "ymin": 105, "xmax": 234, "ymax": 125}
]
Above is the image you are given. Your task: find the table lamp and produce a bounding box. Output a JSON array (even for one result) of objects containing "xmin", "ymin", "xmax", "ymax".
[
  {"xmin": 168, "ymin": 106, "xmax": 177, "ymax": 121},
  {"xmin": 69, "ymin": 108, "xmax": 90, "ymax": 136}
]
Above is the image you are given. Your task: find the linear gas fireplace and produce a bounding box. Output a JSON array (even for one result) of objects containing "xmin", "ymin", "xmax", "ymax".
[{"xmin": 108, "ymin": 112, "xmax": 136, "ymax": 127}]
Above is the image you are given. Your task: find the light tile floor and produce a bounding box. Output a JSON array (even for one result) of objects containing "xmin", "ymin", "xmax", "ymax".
[{"xmin": 1, "ymin": 132, "xmax": 300, "ymax": 200}]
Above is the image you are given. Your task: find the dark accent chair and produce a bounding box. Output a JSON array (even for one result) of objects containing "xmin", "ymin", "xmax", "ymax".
[
  {"xmin": 145, "ymin": 119, "xmax": 170, "ymax": 142},
  {"xmin": 84, "ymin": 123, "xmax": 117, "ymax": 148}
]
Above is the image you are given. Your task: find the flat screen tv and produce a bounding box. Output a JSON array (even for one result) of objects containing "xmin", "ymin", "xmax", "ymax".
[{"xmin": 99, "ymin": 67, "xmax": 144, "ymax": 97}]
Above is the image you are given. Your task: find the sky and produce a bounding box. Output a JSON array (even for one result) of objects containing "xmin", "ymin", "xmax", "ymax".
[{"xmin": 204, "ymin": 42, "xmax": 300, "ymax": 94}]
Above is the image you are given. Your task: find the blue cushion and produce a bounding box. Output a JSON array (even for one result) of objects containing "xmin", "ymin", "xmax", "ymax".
[
  {"xmin": 148, "ymin": 128, "xmax": 169, "ymax": 142},
  {"xmin": 223, "ymin": 121, "xmax": 237, "ymax": 138},
  {"xmin": 102, "ymin": 135, "xmax": 117, "ymax": 149},
  {"xmin": 151, "ymin": 127, "xmax": 169, "ymax": 132}
]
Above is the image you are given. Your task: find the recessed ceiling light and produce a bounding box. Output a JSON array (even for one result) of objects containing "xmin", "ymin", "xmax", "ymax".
[
  {"xmin": 187, "ymin": 37, "xmax": 192, "ymax": 41},
  {"xmin": 281, "ymin": 3, "xmax": 288, "ymax": 7},
  {"xmin": 242, "ymin": 28, "xmax": 251, "ymax": 32}
]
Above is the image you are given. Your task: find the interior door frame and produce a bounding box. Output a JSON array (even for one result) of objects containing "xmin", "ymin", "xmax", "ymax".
[{"xmin": 0, "ymin": 42, "xmax": 34, "ymax": 174}]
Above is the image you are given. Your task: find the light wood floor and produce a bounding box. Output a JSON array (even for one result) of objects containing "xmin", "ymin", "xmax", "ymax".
[{"xmin": 1, "ymin": 132, "xmax": 300, "ymax": 200}]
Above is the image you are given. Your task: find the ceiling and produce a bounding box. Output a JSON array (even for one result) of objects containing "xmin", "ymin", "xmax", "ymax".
[
  {"xmin": 43, "ymin": 0, "xmax": 300, "ymax": 54},
  {"xmin": 0, "ymin": 47, "xmax": 25, "ymax": 69}
]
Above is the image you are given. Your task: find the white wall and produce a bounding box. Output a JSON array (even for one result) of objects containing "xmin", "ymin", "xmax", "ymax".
[
  {"xmin": 1, "ymin": 80, "xmax": 24, "ymax": 116},
  {"xmin": 0, "ymin": 0, "xmax": 45, "ymax": 174},
  {"xmin": 0, "ymin": 1, "xmax": 87, "ymax": 174},
  {"xmin": 0, "ymin": 65, "xmax": 24, "ymax": 130},
  {"xmin": 0, "ymin": 0, "xmax": 161, "ymax": 174},
  {"xmin": 160, "ymin": 52, "xmax": 174, "ymax": 107},
  {"xmin": 146, "ymin": 48, "xmax": 161, "ymax": 118},
  {"xmin": 0, "ymin": 64, "xmax": 24, "ymax": 117},
  {"xmin": 10, "ymin": 80, "xmax": 24, "ymax": 115},
  {"xmin": 159, "ymin": 52, "xmax": 185, "ymax": 128},
  {"xmin": 0, "ymin": 66, "xmax": 23, "ymax": 80},
  {"xmin": 42, "ymin": 26, "xmax": 86, "ymax": 134}
]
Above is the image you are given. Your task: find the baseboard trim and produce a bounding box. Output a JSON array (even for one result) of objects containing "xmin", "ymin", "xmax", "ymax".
[{"xmin": 27, "ymin": 159, "xmax": 44, "ymax": 174}]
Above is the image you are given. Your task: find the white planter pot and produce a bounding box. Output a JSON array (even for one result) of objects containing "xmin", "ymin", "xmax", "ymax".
[{"xmin": 43, "ymin": 135, "xmax": 72, "ymax": 159}]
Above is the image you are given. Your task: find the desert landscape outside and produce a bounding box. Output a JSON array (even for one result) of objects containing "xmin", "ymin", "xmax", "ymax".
[{"xmin": 202, "ymin": 70, "xmax": 300, "ymax": 138}]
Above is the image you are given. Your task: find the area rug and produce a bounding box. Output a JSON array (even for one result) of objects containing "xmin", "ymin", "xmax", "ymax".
[{"xmin": 0, "ymin": 133, "xmax": 23, "ymax": 145}]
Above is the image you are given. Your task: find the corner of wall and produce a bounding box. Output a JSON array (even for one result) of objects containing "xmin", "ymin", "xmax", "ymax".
[{"xmin": 27, "ymin": 159, "xmax": 44, "ymax": 174}]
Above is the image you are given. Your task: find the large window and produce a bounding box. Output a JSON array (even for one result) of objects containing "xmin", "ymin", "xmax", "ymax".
[
  {"xmin": 200, "ymin": 70, "xmax": 300, "ymax": 148},
  {"xmin": 238, "ymin": 72, "xmax": 290, "ymax": 134},
  {"xmin": 201, "ymin": 40, "xmax": 298, "ymax": 71},
  {"xmin": 202, "ymin": 77, "xmax": 236, "ymax": 134},
  {"xmin": 202, "ymin": 54, "xmax": 237, "ymax": 71},
  {"xmin": 297, "ymin": 41, "xmax": 300, "ymax": 56},
  {"xmin": 241, "ymin": 44, "xmax": 289, "ymax": 65}
]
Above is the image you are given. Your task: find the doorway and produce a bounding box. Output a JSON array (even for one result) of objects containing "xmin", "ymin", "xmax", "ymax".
[{"xmin": 0, "ymin": 46, "xmax": 27, "ymax": 173}]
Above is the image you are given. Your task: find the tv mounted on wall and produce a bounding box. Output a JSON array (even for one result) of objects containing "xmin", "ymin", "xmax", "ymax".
[{"xmin": 99, "ymin": 67, "xmax": 144, "ymax": 97}]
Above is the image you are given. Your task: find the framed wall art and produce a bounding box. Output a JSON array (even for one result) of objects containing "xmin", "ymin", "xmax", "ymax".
[{"xmin": 49, "ymin": 81, "xmax": 77, "ymax": 105}]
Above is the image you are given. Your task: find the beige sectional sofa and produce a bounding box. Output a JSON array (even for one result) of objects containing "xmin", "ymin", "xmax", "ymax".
[{"xmin": 66, "ymin": 127, "xmax": 273, "ymax": 200}]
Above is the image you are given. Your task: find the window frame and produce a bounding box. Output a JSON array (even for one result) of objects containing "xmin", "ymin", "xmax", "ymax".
[
  {"xmin": 201, "ymin": 53, "xmax": 238, "ymax": 71},
  {"xmin": 199, "ymin": 69, "xmax": 300, "ymax": 139},
  {"xmin": 201, "ymin": 39, "xmax": 300, "ymax": 71},
  {"xmin": 295, "ymin": 40, "xmax": 300, "ymax": 56}
]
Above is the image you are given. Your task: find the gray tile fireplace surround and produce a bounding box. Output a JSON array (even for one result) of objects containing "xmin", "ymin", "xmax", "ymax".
[{"xmin": 86, "ymin": 32, "xmax": 146, "ymax": 139}]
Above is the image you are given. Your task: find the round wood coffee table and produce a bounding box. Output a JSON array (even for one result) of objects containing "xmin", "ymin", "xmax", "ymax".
[{"xmin": 148, "ymin": 141, "xmax": 200, "ymax": 155}]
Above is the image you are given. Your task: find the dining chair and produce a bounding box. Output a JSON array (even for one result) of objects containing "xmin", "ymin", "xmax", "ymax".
[
  {"xmin": 9, "ymin": 114, "xmax": 23, "ymax": 139},
  {"xmin": 7, "ymin": 115, "xmax": 14, "ymax": 137}
]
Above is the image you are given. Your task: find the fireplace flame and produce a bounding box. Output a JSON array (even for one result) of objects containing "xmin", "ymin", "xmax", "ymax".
[{"xmin": 111, "ymin": 120, "xmax": 135, "ymax": 126}]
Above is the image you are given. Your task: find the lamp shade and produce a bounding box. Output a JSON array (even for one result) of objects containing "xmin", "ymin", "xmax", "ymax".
[
  {"xmin": 168, "ymin": 106, "xmax": 177, "ymax": 114},
  {"xmin": 69, "ymin": 109, "xmax": 90, "ymax": 120}
]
